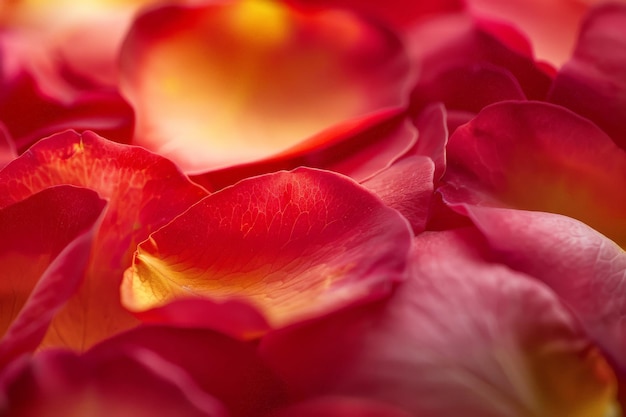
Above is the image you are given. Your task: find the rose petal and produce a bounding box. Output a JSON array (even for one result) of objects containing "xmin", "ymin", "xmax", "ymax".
[
  {"xmin": 89, "ymin": 325, "xmax": 287, "ymax": 417},
  {"xmin": 264, "ymin": 396, "xmax": 413, "ymax": 417},
  {"xmin": 0, "ymin": 186, "xmax": 105, "ymax": 367},
  {"xmin": 191, "ymin": 110, "xmax": 417, "ymax": 191},
  {"xmin": 464, "ymin": 205, "xmax": 626, "ymax": 374},
  {"xmin": 120, "ymin": 0, "xmax": 412, "ymax": 172},
  {"xmin": 261, "ymin": 229, "xmax": 620, "ymax": 416},
  {"xmin": 362, "ymin": 155, "xmax": 435, "ymax": 234},
  {"xmin": 0, "ymin": 130, "xmax": 208, "ymax": 350},
  {"xmin": 548, "ymin": 3, "xmax": 626, "ymax": 149},
  {"xmin": 0, "ymin": 347, "xmax": 227, "ymax": 417},
  {"xmin": 466, "ymin": 0, "xmax": 625, "ymax": 67},
  {"xmin": 440, "ymin": 100, "xmax": 626, "ymax": 247},
  {"xmin": 411, "ymin": 102, "xmax": 448, "ymax": 181},
  {"xmin": 122, "ymin": 168, "xmax": 412, "ymax": 336},
  {"xmin": 406, "ymin": 13, "xmax": 552, "ymax": 116},
  {"xmin": 285, "ymin": 0, "xmax": 464, "ymax": 29},
  {"xmin": 0, "ymin": 124, "xmax": 16, "ymax": 169}
]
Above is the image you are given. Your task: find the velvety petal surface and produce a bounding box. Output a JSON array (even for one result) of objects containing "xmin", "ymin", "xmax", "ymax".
[
  {"xmin": 264, "ymin": 396, "xmax": 413, "ymax": 417},
  {"xmin": 0, "ymin": 347, "xmax": 227, "ymax": 417},
  {"xmin": 548, "ymin": 3, "xmax": 626, "ymax": 149},
  {"xmin": 89, "ymin": 325, "xmax": 287, "ymax": 417},
  {"xmin": 0, "ymin": 130, "xmax": 208, "ymax": 350},
  {"xmin": 285, "ymin": 0, "xmax": 464, "ymax": 29},
  {"xmin": 440, "ymin": 100, "xmax": 626, "ymax": 247},
  {"xmin": 120, "ymin": 0, "xmax": 413, "ymax": 172},
  {"xmin": 464, "ymin": 206, "xmax": 626, "ymax": 374},
  {"xmin": 261, "ymin": 229, "xmax": 620, "ymax": 416},
  {"xmin": 0, "ymin": 124, "xmax": 16, "ymax": 169},
  {"xmin": 0, "ymin": 186, "xmax": 105, "ymax": 367},
  {"xmin": 407, "ymin": 13, "xmax": 552, "ymax": 119},
  {"xmin": 191, "ymin": 110, "xmax": 417, "ymax": 191},
  {"xmin": 122, "ymin": 168, "xmax": 412, "ymax": 336},
  {"xmin": 362, "ymin": 156, "xmax": 435, "ymax": 235}
]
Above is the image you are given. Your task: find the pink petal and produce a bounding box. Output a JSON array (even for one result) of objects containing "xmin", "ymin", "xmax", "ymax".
[
  {"xmin": 440, "ymin": 100, "xmax": 626, "ymax": 247},
  {"xmin": 261, "ymin": 229, "xmax": 619, "ymax": 416},
  {"xmin": 464, "ymin": 205, "xmax": 626, "ymax": 373},
  {"xmin": 548, "ymin": 3, "xmax": 626, "ymax": 149},
  {"xmin": 122, "ymin": 168, "xmax": 412, "ymax": 336},
  {"xmin": 0, "ymin": 124, "xmax": 17, "ymax": 169},
  {"xmin": 0, "ymin": 130, "xmax": 208, "ymax": 350},
  {"xmin": 362, "ymin": 156, "xmax": 435, "ymax": 234},
  {"xmin": 1, "ymin": 347, "xmax": 227, "ymax": 417},
  {"xmin": 0, "ymin": 186, "xmax": 105, "ymax": 368},
  {"xmin": 120, "ymin": 0, "xmax": 413, "ymax": 172}
]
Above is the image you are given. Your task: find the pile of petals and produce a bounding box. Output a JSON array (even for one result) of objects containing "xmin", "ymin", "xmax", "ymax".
[{"xmin": 1, "ymin": 0, "xmax": 626, "ymax": 415}]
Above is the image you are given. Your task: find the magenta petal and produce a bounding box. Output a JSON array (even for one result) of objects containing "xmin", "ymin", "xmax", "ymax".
[
  {"xmin": 0, "ymin": 347, "xmax": 227, "ymax": 417},
  {"xmin": 548, "ymin": 4, "xmax": 626, "ymax": 149},
  {"xmin": 88, "ymin": 325, "xmax": 286, "ymax": 417},
  {"xmin": 264, "ymin": 396, "xmax": 412, "ymax": 417},
  {"xmin": 261, "ymin": 229, "xmax": 619, "ymax": 415},
  {"xmin": 465, "ymin": 205, "xmax": 626, "ymax": 372},
  {"xmin": 362, "ymin": 155, "xmax": 434, "ymax": 234}
]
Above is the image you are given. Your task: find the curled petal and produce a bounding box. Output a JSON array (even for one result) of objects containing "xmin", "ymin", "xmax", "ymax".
[
  {"xmin": 0, "ymin": 347, "xmax": 227, "ymax": 417},
  {"xmin": 120, "ymin": 0, "xmax": 413, "ymax": 172},
  {"xmin": 440, "ymin": 100, "xmax": 626, "ymax": 247},
  {"xmin": 548, "ymin": 3, "xmax": 626, "ymax": 149},
  {"xmin": 0, "ymin": 130, "xmax": 208, "ymax": 350},
  {"xmin": 261, "ymin": 229, "xmax": 620, "ymax": 416},
  {"xmin": 122, "ymin": 168, "xmax": 412, "ymax": 336},
  {"xmin": 0, "ymin": 186, "xmax": 105, "ymax": 367}
]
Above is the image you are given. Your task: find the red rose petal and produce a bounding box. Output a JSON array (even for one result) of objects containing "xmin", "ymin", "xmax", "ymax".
[
  {"xmin": 264, "ymin": 396, "xmax": 412, "ymax": 417},
  {"xmin": 465, "ymin": 205, "xmax": 626, "ymax": 373},
  {"xmin": 89, "ymin": 325, "xmax": 287, "ymax": 417},
  {"xmin": 0, "ymin": 186, "xmax": 105, "ymax": 368},
  {"xmin": 362, "ymin": 156, "xmax": 434, "ymax": 235},
  {"xmin": 285, "ymin": 0, "xmax": 464, "ymax": 29},
  {"xmin": 191, "ymin": 110, "xmax": 417, "ymax": 192},
  {"xmin": 120, "ymin": 0, "xmax": 412, "ymax": 172},
  {"xmin": 440, "ymin": 100, "xmax": 626, "ymax": 247},
  {"xmin": 548, "ymin": 3, "xmax": 626, "ymax": 149},
  {"xmin": 0, "ymin": 124, "xmax": 16, "ymax": 169},
  {"xmin": 261, "ymin": 229, "xmax": 620, "ymax": 416},
  {"xmin": 407, "ymin": 13, "xmax": 552, "ymax": 118},
  {"xmin": 0, "ymin": 347, "xmax": 227, "ymax": 417},
  {"xmin": 411, "ymin": 103, "xmax": 448, "ymax": 182},
  {"xmin": 0, "ymin": 130, "xmax": 208, "ymax": 350},
  {"xmin": 122, "ymin": 168, "xmax": 412, "ymax": 336}
]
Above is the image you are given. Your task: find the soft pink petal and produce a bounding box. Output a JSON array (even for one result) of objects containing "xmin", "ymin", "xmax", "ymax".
[
  {"xmin": 464, "ymin": 205, "xmax": 626, "ymax": 373},
  {"xmin": 261, "ymin": 229, "xmax": 619, "ymax": 416}
]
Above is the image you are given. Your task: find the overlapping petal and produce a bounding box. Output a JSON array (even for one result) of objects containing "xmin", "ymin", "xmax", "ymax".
[
  {"xmin": 0, "ymin": 347, "xmax": 227, "ymax": 417},
  {"xmin": 548, "ymin": 3, "xmax": 626, "ymax": 149},
  {"xmin": 120, "ymin": 0, "xmax": 413, "ymax": 172},
  {"xmin": 0, "ymin": 130, "xmax": 208, "ymax": 350},
  {"xmin": 440, "ymin": 100, "xmax": 626, "ymax": 247},
  {"xmin": 0, "ymin": 186, "xmax": 105, "ymax": 367},
  {"xmin": 122, "ymin": 168, "xmax": 412, "ymax": 336},
  {"xmin": 89, "ymin": 325, "xmax": 287, "ymax": 417},
  {"xmin": 261, "ymin": 229, "xmax": 620, "ymax": 416},
  {"xmin": 191, "ymin": 110, "xmax": 417, "ymax": 191},
  {"xmin": 464, "ymin": 206, "xmax": 626, "ymax": 374},
  {"xmin": 407, "ymin": 13, "xmax": 552, "ymax": 126}
]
